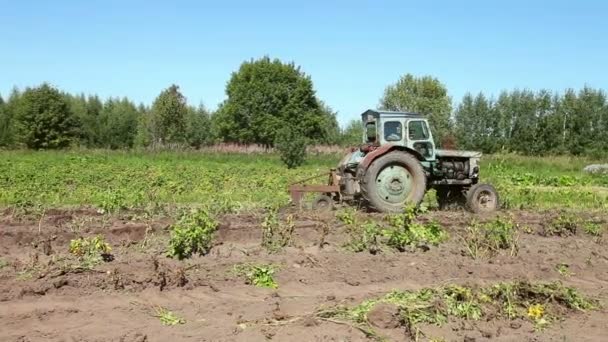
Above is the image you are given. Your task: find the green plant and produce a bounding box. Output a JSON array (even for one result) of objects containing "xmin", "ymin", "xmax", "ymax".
[
  {"xmin": 317, "ymin": 281, "xmax": 598, "ymax": 340},
  {"xmin": 384, "ymin": 221, "xmax": 447, "ymax": 251},
  {"xmin": 555, "ymin": 263, "xmax": 571, "ymax": 277},
  {"xmin": 344, "ymin": 221, "xmax": 383, "ymax": 254},
  {"xmin": 275, "ymin": 127, "xmax": 307, "ymax": 169},
  {"xmin": 154, "ymin": 306, "xmax": 186, "ymax": 326},
  {"xmin": 69, "ymin": 235, "xmax": 112, "ymax": 268},
  {"xmin": 583, "ymin": 222, "xmax": 604, "ymax": 237},
  {"xmin": 462, "ymin": 217, "xmax": 518, "ymax": 259},
  {"xmin": 543, "ymin": 213, "xmax": 578, "ymax": 236},
  {"xmin": 336, "ymin": 207, "xmax": 357, "ymax": 225},
  {"xmin": 0, "ymin": 258, "xmax": 8, "ymax": 270},
  {"xmin": 167, "ymin": 209, "xmax": 218, "ymax": 260},
  {"xmin": 261, "ymin": 208, "xmax": 295, "ymax": 252},
  {"xmin": 232, "ymin": 263, "xmax": 279, "ymax": 289}
]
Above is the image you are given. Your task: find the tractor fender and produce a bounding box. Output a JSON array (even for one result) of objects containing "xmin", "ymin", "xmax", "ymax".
[{"xmin": 356, "ymin": 144, "xmax": 425, "ymax": 178}]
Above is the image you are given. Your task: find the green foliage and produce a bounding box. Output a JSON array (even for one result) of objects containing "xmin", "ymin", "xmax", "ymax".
[
  {"xmin": 383, "ymin": 206, "xmax": 447, "ymax": 251},
  {"xmin": 69, "ymin": 235, "xmax": 112, "ymax": 268},
  {"xmin": 167, "ymin": 209, "xmax": 218, "ymax": 259},
  {"xmin": 345, "ymin": 221, "xmax": 383, "ymax": 254},
  {"xmin": 583, "ymin": 222, "xmax": 604, "ymax": 237},
  {"xmin": 453, "ymin": 87, "xmax": 608, "ymax": 155},
  {"xmin": 0, "ymin": 257, "xmax": 9, "ymax": 269},
  {"xmin": 154, "ymin": 306, "xmax": 186, "ymax": 326},
  {"xmin": 462, "ymin": 217, "xmax": 519, "ymax": 259},
  {"xmin": 543, "ymin": 213, "xmax": 578, "ymax": 236},
  {"xmin": 379, "ymin": 74, "xmax": 452, "ymax": 144},
  {"xmin": 232, "ymin": 263, "xmax": 279, "ymax": 289},
  {"xmin": 261, "ymin": 208, "xmax": 295, "ymax": 252},
  {"xmin": 185, "ymin": 104, "xmax": 213, "ymax": 148},
  {"xmin": 215, "ymin": 56, "xmax": 337, "ymax": 145},
  {"xmin": 318, "ymin": 281, "xmax": 598, "ymax": 340},
  {"xmin": 13, "ymin": 83, "xmax": 79, "ymax": 149},
  {"xmin": 275, "ymin": 127, "xmax": 307, "ymax": 168},
  {"xmin": 150, "ymin": 85, "xmax": 188, "ymax": 145}
]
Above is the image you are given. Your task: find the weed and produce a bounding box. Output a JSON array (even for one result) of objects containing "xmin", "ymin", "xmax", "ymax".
[
  {"xmin": 336, "ymin": 207, "xmax": 357, "ymax": 225},
  {"xmin": 0, "ymin": 258, "xmax": 8, "ymax": 270},
  {"xmin": 317, "ymin": 281, "xmax": 597, "ymax": 340},
  {"xmin": 344, "ymin": 221, "xmax": 383, "ymax": 254},
  {"xmin": 583, "ymin": 222, "xmax": 604, "ymax": 237},
  {"xmin": 154, "ymin": 306, "xmax": 186, "ymax": 326},
  {"xmin": 261, "ymin": 208, "xmax": 295, "ymax": 252},
  {"xmin": 555, "ymin": 263, "xmax": 571, "ymax": 277},
  {"xmin": 69, "ymin": 235, "xmax": 112, "ymax": 268},
  {"xmin": 543, "ymin": 213, "xmax": 578, "ymax": 236},
  {"xmin": 462, "ymin": 217, "xmax": 518, "ymax": 259},
  {"xmin": 167, "ymin": 209, "xmax": 218, "ymax": 260},
  {"xmin": 232, "ymin": 263, "xmax": 279, "ymax": 289},
  {"xmin": 384, "ymin": 221, "xmax": 447, "ymax": 251}
]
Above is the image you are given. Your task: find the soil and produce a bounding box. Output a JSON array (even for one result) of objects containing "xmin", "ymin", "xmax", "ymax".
[{"xmin": 0, "ymin": 208, "xmax": 607, "ymax": 342}]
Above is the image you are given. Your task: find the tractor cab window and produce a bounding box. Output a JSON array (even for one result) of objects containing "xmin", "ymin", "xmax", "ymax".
[
  {"xmin": 365, "ymin": 122, "xmax": 377, "ymax": 143},
  {"xmin": 384, "ymin": 121, "xmax": 402, "ymax": 142},
  {"xmin": 408, "ymin": 120, "xmax": 430, "ymax": 140}
]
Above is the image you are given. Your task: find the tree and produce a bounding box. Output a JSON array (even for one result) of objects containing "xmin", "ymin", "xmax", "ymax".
[
  {"xmin": 339, "ymin": 119, "xmax": 364, "ymax": 146},
  {"xmin": 379, "ymin": 74, "xmax": 452, "ymax": 144},
  {"xmin": 185, "ymin": 104, "xmax": 213, "ymax": 148},
  {"xmin": 13, "ymin": 83, "xmax": 79, "ymax": 149},
  {"xmin": 275, "ymin": 127, "xmax": 307, "ymax": 168},
  {"xmin": 96, "ymin": 97, "xmax": 140, "ymax": 149},
  {"xmin": 150, "ymin": 85, "xmax": 188, "ymax": 145},
  {"xmin": 216, "ymin": 56, "xmax": 335, "ymax": 146}
]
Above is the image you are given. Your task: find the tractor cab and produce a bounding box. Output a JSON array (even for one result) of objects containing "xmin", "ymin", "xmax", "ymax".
[{"xmin": 362, "ymin": 110, "xmax": 436, "ymax": 161}]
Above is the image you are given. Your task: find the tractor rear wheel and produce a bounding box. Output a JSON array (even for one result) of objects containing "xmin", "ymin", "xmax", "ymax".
[
  {"xmin": 361, "ymin": 151, "xmax": 426, "ymax": 213},
  {"xmin": 466, "ymin": 183, "xmax": 499, "ymax": 213}
]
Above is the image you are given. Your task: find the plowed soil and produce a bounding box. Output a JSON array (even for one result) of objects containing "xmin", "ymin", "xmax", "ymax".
[{"xmin": 0, "ymin": 208, "xmax": 607, "ymax": 342}]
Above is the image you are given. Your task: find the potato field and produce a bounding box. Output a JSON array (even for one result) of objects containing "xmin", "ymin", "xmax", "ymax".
[{"xmin": 0, "ymin": 151, "xmax": 607, "ymax": 342}]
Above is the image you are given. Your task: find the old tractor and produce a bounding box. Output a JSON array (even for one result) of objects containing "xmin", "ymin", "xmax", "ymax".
[{"xmin": 289, "ymin": 109, "xmax": 499, "ymax": 213}]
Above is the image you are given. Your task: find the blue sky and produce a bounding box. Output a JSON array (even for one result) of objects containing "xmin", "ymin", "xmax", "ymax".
[{"xmin": 1, "ymin": 0, "xmax": 607, "ymax": 126}]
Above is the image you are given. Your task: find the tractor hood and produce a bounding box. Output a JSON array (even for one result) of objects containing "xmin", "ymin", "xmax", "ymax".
[{"xmin": 435, "ymin": 149, "xmax": 482, "ymax": 158}]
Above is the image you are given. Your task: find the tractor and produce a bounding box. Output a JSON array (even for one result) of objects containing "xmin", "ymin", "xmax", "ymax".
[{"xmin": 289, "ymin": 109, "xmax": 499, "ymax": 213}]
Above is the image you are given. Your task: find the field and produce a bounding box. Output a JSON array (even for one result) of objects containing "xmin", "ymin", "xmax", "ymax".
[{"xmin": 1, "ymin": 151, "xmax": 607, "ymax": 342}]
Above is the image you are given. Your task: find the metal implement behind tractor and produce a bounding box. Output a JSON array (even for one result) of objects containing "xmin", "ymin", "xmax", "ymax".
[{"xmin": 289, "ymin": 109, "xmax": 499, "ymax": 213}]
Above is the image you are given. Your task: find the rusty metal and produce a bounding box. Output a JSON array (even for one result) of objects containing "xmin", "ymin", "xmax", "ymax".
[{"xmin": 289, "ymin": 169, "xmax": 340, "ymax": 207}]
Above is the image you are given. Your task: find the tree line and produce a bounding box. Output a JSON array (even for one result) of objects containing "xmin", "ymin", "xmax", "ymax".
[{"xmin": 1, "ymin": 56, "xmax": 607, "ymax": 157}]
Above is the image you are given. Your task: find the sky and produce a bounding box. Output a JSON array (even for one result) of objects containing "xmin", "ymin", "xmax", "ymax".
[{"xmin": 1, "ymin": 0, "xmax": 607, "ymax": 126}]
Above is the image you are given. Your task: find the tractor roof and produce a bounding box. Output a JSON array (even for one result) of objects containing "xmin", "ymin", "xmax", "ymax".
[{"xmin": 361, "ymin": 109, "xmax": 424, "ymax": 120}]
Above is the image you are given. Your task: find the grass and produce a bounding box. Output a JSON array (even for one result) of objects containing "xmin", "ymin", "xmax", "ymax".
[{"xmin": 0, "ymin": 151, "xmax": 607, "ymax": 211}]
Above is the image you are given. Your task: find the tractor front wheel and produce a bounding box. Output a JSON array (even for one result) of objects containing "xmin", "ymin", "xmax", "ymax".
[
  {"xmin": 361, "ymin": 151, "xmax": 426, "ymax": 213},
  {"xmin": 466, "ymin": 183, "xmax": 499, "ymax": 213}
]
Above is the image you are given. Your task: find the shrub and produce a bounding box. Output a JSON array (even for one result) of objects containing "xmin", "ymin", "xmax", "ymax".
[
  {"xmin": 275, "ymin": 127, "xmax": 307, "ymax": 168},
  {"xmin": 167, "ymin": 209, "xmax": 218, "ymax": 259}
]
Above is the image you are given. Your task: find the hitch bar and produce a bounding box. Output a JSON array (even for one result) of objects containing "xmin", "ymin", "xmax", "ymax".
[{"xmin": 288, "ymin": 169, "xmax": 340, "ymax": 206}]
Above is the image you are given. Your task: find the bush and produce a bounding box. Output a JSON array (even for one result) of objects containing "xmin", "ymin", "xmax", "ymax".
[
  {"xmin": 275, "ymin": 127, "xmax": 307, "ymax": 168},
  {"xmin": 167, "ymin": 209, "xmax": 218, "ymax": 259}
]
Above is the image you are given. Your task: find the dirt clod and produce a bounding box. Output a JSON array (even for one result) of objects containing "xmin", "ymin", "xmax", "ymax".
[{"xmin": 367, "ymin": 303, "xmax": 400, "ymax": 329}]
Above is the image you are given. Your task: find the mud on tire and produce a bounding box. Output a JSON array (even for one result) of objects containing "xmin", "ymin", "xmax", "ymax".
[{"xmin": 361, "ymin": 151, "xmax": 426, "ymax": 213}]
